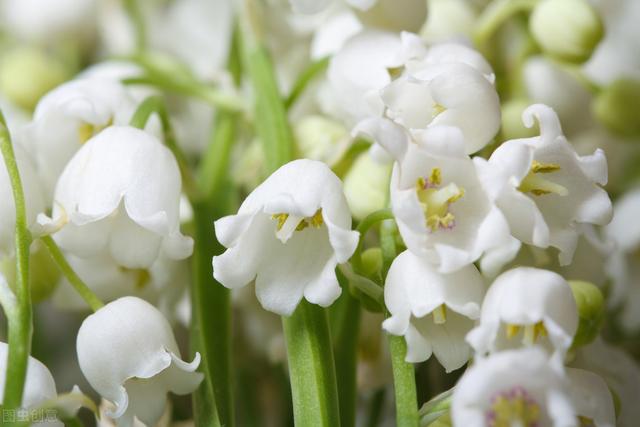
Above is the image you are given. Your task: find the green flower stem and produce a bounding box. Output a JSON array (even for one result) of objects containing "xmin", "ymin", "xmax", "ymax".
[
  {"xmin": 332, "ymin": 286, "xmax": 361, "ymax": 427},
  {"xmin": 190, "ymin": 201, "xmax": 226, "ymax": 427},
  {"xmin": 123, "ymin": 0, "xmax": 147, "ymax": 54},
  {"xmin": 473, "ymin": 0, "xmax": 539, "ymax": 48},
  {"xmin": 242, "ymin": 0, "xmax": 295, "ymax": 174},
  {"xmin": 129, "ymin": 95, "xmax": 199, "ymax": 200},
  {"xmin": 282, "ymin": 301, "xmax": 342, "ymax": 427},
  {"xmin": 380, "ymin": 219, "xmax": 418, "ymax": 427},
  {"xmin": 285, "ymin": 56, "xmax": 330, "ymax": 110},
  {"xmin": 352, "ymin": 208, "xmax": 394, "ymax": 272},
  {"xmin": 40, "ymin": 236, "xmax": 104, "ymax": 312},
  {"xmin": 0, "ymin": 111, "xmax": 33, "ymax": 410}
]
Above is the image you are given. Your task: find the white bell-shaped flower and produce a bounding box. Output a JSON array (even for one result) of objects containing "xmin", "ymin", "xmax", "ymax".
[
  {"xmin": 380, "ymin": 42, "xmax": 500, "ymax": 155},
  {"xmin": 22, "ymin": 78, "xmax": 141, "ymax": 197},
  {"xmin": 212, "ymin": 159, "xmax": 359, "ymax": 316},
  {"xmin": 0, "ymin": 340, "xmax": 62, "ymax": 426},
  {"xmin": 76, "ymin": 296, "xmax": 203, "ymax": 427},
  {"xmin": 487, "ymin": 104, "xmax": 612, "ymax": 265},
  {"xmin": 451, "ymin": 347, "xmax": 576, "ymax": 427},
  {"xmin": 0, "ymin": 142, "xmax": 46, "ymax": 256},
  {"xmin": 466, "ymin": 267, "xmax": 578, "ymax": 358},
  {"xmin": 382, "ymin": 250, "xmax": 484, "ymax": 372},
  {"xmin": 39, "ymin": 126, "xmax": 193, "ymax": 269},
  {"xmin": 389, "ymin": 126, "xmax": 518, "ymax": 274},
  {"xmin": 323, "ymin": 30, "xmax": 403, "ymax": 126}
]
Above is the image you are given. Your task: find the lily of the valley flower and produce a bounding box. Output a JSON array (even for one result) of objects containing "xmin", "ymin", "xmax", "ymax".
[
  {"xmin": 487, "ymin": 104, "xmax": 612, "ymax": 265},
  {"xmin": 22, "ymin": 78, "xmax": 141, "ymax": 198},
  {"xmin": 382, "ymin": 250, "xmax": 484, "ymax": 372},
  {"xmin": 451, "ymin": 347, "xmax": 577, "ymax": 427},
  {"xmin": 466, "ymin": 267, "xmax": 578, "ymax": 358},
  {"xmin": 0, "ymin": 142, "xmax": 45, "ymax": 256},
  {"xmin": 389, "ymin": 126, "xmax": 518, "ymax": 274},
  {"xmin": 39, "ymin": 126, "xmax": 193, "ymax": 269},
  {"xmin": 212, "ymin": 159, "xmax": 359, "ymax": 316},
  {"xmin": 380, "ymin": 37, "xmax": 500, "ymax": 155},
  {"xmin": 0, "ymin": 341, "xmax": 64, "ymax": 426},
  {"xmin": 77, "ymin": 296, "xmax": 203, "ymax": 427}
]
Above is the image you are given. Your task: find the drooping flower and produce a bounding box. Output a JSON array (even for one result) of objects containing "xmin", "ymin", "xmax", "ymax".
[
  {"xmin": 0, "ymin": 141, "xmax": 46, "ymax": 256},
  {"xmin": 77, "ymin": 296, "xmax": 203, "ymax": 427},
  {"xmin": 0, "ymin": 339, "xmax": 64, "ymax": 426},
  {"xmin": 451, "ymin": 347, "xmax": 576, "ymax": 427},
  {"xmin": 466, "ymin": 267, "xmax": 578, "ymax": 358},
  {"xmin": 486, "ymin": 104, "xmax": 612, "ymax": 265},
  {"xmin": 38, "ymin": 126, "xmax": 193, "ymax": 269},
  {"xmin": 382, "ymin": 250, "xmax": 485, "ymax": 372},
  {"xmin": 21, "ymin": 78, "xmax": 141, "ymax": 197},
  {"xmin": 388, "ymin": 125, "xmax": 519, "ymax": 274},
  {"xmin": 212, "ymin": 159, "xmax": 359, "ymax": 316}
]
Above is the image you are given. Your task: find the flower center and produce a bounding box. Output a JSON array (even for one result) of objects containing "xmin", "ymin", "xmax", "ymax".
[
  {"xmin": 486, "ymin": 386, "xmax": 541, "ymax": 427},
  {"xmin": 272, "ymin": 209, "xmax": 324, "ymax": 243},
  {"xmin": 505, "ymin": 321, "xmax": 548, "ymax": 346},
  {"xmin": 518, "ymin": 161, "xmax": 568, "ymax": 196},
  {"xmin": 416, "ymin": 168, "xmax": 465, "ymax": 232},
  {"xmin": 78, "ymin": 119, "xmax": 113, "ymax": 144},
  {"xmin": 118, "ymin": 267, "xmax": 152, "ymax": 290},
  {"xmin": 432, "ymin": 304, "xmax": 447, "ymax": 324},
  {"xmin": 432, "ymin": 102, "xmax": 446, "ymax": 118},
  {"xmin": 578, "ymin": 416, "xmax": 596, "ymax": 427}
]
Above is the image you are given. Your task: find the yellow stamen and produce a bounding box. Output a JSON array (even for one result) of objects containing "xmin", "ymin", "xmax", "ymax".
[
  {"xmin": 119, "ymin": 267, "xmax": 151, "ymax": 290},
  {"xmin": 272, "ymin": 209, "xmax": 324, "ymax": 242},
  {"xmin": 77, "ymin": 118, "xmax": 113, "ymax": 144},
  {"xmin": 522, "ymin": 322, "xmax": 547, "ymax": 346},
  {"xmin": 432, "ymin": 103, "xmax": 446, "ymax": 117},
  {"xmin": 432, "ymin": 304, "xmax": 447, "ymax": 325},
  {"xmin": 417, "ymin": 174, "xmax": 465, "ymax": 232},
  {"xmin": 506, "ymin": 324, "xmax": 522, "ymax": 339},
  {"xmin": 518, "ymin": 161, "xmax": 568, "ymax": 196}
]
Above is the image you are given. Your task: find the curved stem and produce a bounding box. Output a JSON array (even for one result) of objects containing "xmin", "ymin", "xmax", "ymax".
[
  {"xmin": 473, "ymin": 0, "xmax": 539, "ymax": 48},
  {"xmin": 129, "ymin": 96, "xmax": 199, "ymax": 200},
  {"xmin": 283, "ymin": 301, "xmax": 342, "ymax": 427},
  {"xmin": 285, "ymin": 56, "xmax": 330, "ymax": 110},
  {"xmin": 40, "ymin": 236, "xmax": 104, "ymax": 312},
  {"xmin": 352, "ymin": 208, "xmax": 394, "ymax": 272},
  {"xmin": 123, "ymin": 0, "xmax": 147, "ymax": 54},
  {"xmin": 0, "ymin": 111, "xmax": 33, "ymax": 409}
]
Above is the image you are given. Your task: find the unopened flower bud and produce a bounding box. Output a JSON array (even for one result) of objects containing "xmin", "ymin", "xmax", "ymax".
[
  {"xmin": 529, "ymin": 0, "xmax": 603, "ymax": 63},
  {"xmin": 569, "ymin": 280, "xmax": 605, "ymax": 349},
  {"xmin": 500, "ymin": 99, "xmax": 538, "ymax": 140},
  {"xmin": 294, "ymin": 115, "xmax": 350, "ymax": 166},
  {"xmin": 593, "ymin": 78, "xmax": 640, "ymax": 138},
  {"xmin": 0, "ymin": 47, "xmax": 69, "ymax": 110},
  {"xmin": 343, "ymin": 152, "xmax": 391, "ymax": 221}
]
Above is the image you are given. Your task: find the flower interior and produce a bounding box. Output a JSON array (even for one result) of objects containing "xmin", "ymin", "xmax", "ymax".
[
  {"xmin": 505, "ymin": 321, "xmax": 548, "ymax": 346},
  {"xmin": 518, "ymin": 160, "xmax": 568, "ymax": 197},
  {"xmin": 486, "ymin": 386, "xmax": 541, "ymax": 427},
  {"xmin": 416, "ymin": 167, "xmax": 465, "ymax": 232},
  {"xmin": 272, "ymin": 209, "xmax": 324, "ymax": 243}
]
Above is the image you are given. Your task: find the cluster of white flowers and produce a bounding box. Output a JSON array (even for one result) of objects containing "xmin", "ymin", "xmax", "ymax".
[{"xmin": 0, "ymin": 0, "xmax": 639, "ymax": 426}]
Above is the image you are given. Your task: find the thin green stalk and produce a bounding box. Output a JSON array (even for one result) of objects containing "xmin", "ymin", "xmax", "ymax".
[
  {"xmin": 332, "ymin": 288, "xmax": 361, "ymax": 427},
  {"xmin": 242, "ymin": 0, "xmax": 295, "ymax": 174},
  {"xmin": 40, "ymin": 236, "xmax": 104, "ymax": 312},
  {"xmin": 388, "ymin": 336, "xmax": 418, "ymax": 427},
  {"xmin": 285, "ymin": 56, "xmax": 330, "ymax": 109},
  {"xmin": 473, "ymin": 0, "xmax": 539, "ymax": 48},
  {"xmin": 190, "ymin": 201, "xmax": 226, "ymax": 427},
  {"xmin": 123, "ymin": 0, "xmax": 147, "ymax": 54},
  {"xmin": 282, "ymin": 302, "xmax": 341, "ymax": 427},
  {"xmin": 0, "ymin": 111, "xmax": 33, "ymax": 409},
  {"xmin": 129, "ymin": 95, "xmax": 199, "ymax": 200},
  {"xmin": 353, "ymin": 209, "xmax": 394, "ymax": 272},
  {"xmin": 380, "ymin": 219, "xmax": 418, "ymax": 427}
]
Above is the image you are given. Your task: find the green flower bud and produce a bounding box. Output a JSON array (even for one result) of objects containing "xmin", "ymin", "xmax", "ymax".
[
  {"xmin": 501, "ymin": 99, "xmax": 538, "ymax": 140},
  {"xmin": 0, "ymin": 47, "xmax": 69, "ymax": 110},
  {"xmin": 1, "ymin": 242, "xmax": 60, "ymax": 303},
  {"xmin": 529, "ymin": 0, "xmax": 604, "ymax": 63},
  {"xmin": 593, "ymin": 78, "xmax": 640, "ymax": 138},
  {"xmin": 569, "ymin": 280, "xmax": 605, "ymax": 349},
  {"xmin": 360, "ymin": 247, "xmax": 383, "ymax": 278},
  {"xmin": 343, "ymin": 152, "xmax": 392, "ymax": 221},
  {"xmin": 293, "ymin": 115, "xmax": 350, "ymax": 166}
]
